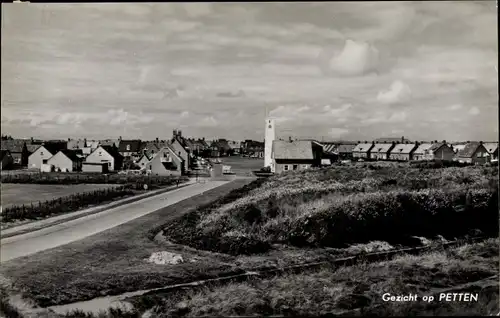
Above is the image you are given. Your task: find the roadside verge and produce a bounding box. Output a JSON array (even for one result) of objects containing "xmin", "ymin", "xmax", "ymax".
[{"xmin": 1, "ymin": 180, "xmax": 195, "ymax": 239}]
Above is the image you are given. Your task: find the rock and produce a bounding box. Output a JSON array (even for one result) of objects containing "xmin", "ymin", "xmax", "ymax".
[{"xmin": 146, "ymin": 251, "xmax": 184, "ymax": 265}]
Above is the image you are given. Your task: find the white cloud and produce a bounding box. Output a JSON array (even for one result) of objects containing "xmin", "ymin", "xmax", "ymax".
[
  {"xmin": 297, "ymin": 105, "xmax": 310, "ymax": 112},
  {"xmin": 329, "ymin": 39, "xmax": 379, "ymax": 76},
  {"xmin": 180, "ymin": 111, "xmax": 190, "ymax": 118},
  {"xmin": 377, "ymin": 80, "xmax": 412, "ymax": 104},
  {"xmin": 448, "ymin": 104, "xmax": 463, "ymax": 111},
  {"xmin": 330, "ymin": 103, "xmax": 352, "ymax": 115},
  {"xmin": 469, "ymin": 107, "xmax": 480, "ymax": 115},
  {"xmin": 200, "ymin": 116, "xmax": 218, "ymax": 127},
  {"xmin": 328, "ymin": 127, "xmax": 349, "ymax": 137},
  {"xmin": 388, "ymin": 111, "xmax": 407, "ymax": 122}
]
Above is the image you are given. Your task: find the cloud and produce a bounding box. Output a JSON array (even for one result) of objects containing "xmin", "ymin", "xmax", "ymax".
[
  {"xmin": 377, "ymin": 80, "xmax": 412, "ymax": 104},
  {"xmin": 447, "ymin": 104, "xmax": 463, "ymax": 111},
  {"xmin": 200, "ymin": 116, "xmax": 218, "ymax": 127},
  {"xmin": 329, "ymin": 104, "xmax": 352, "ymax": 115},
  {"xmin": 469, "ymin": 107, "xmax": 480, "ymax": 115},
  {"xmin": 328, "ymin": 40, "xmax": 380, "ymax": 76},
  {"xmin": 328, "ymin": 127, "xmax": 349, "ymax": 138},
  {"xmin": 297, "ymin": 105, "xmax": 310, "ymax": 112},
  {"xmin": 216, "ymin": 90, "xmax": 245, "ymax": 98},
  {"xmin": 180, "ymin": 111, "xmax": 190, "ymax": 118}
]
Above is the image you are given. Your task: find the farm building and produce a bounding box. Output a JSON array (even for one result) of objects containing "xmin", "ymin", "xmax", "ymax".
[
  {"xmin": 412, "ymin": 143, "xmax": 433, "ymax": 161},
  {"xmin": 389, "ymin": 143, "xmax": 418, "ymax": 161},
  {"xmin": 85, "ymin": 145, "xmax": 124, "ymax": 171},
  {"xmin": 170, "ymin": 130, "xmax": 191, "ymax": 172},
  {"xmin": 483, "ymin": 142, "xmax": 499, "ymax": 161},
  {"xmin": 271, "ymin": 139, "xmax": 323, "ymax": 174},
  {"xmin": 371, "ymin": 143, "xmax": 396, "ymax": 160},
  {"xmin": 82, "ymin": 162, "xmax": 109, "ymax": 173},
  {"xmin": 118, "ymin": 139, "xmax": 142, "ymax": 159},
  {"xmin": 146, "ymin": 145, "xmax": 184, "ymax": 176},
  {"xmin": 456, "ymin": 142, "xmax": 490, "ymax": 164},
  {"xmin": 46, "ymin": 149, "xmax": 84, "ymax": 172},
  {"xmin": 352, "ymin": 143, "xmax": 374, "ymax": 160},
  {"xmin": 423, "ymin": 142, "xmax": 454, "ymax": 161},
  {"xmin": 28, "ymin": 143, "xmax": 68, "ymax": 170},
  {"xmin": 0, "ymin": 149, "xmax": 14, "ymax": 170}
]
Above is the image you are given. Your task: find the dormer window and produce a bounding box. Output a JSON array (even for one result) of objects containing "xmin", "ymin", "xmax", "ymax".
[{"xmin": 126, "ymin": 145, "xmax": 131, "ymax": 151}]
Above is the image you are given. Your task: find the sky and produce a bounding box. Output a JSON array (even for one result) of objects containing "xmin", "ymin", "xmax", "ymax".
[{"xmin": 1, "ymin": 2, "xmax": 498, "ymax": 142}]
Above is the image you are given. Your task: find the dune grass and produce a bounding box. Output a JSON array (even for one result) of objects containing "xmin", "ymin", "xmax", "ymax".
[
  {"xmin": 142, "ymin": 238, "xmax": 498, "ymax": 317},
  {"xmin": 161, "ymin": 165, "xmax": 498, "ymax": 255}
]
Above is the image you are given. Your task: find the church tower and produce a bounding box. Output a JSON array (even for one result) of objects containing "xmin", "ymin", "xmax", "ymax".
[{"xmin": 264, "ymin": 117, "xmax": 276, "ymax": 171}]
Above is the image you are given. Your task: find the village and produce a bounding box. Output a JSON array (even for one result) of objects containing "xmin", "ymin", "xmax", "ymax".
[{"xmin": 1, "ymin": 122, "xmax": 498, "ymax": 177}]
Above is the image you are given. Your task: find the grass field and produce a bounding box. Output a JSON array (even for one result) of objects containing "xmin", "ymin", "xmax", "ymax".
[{"xmin": 1, "ymin": 183, "xmax": 118, "ymax": 208}]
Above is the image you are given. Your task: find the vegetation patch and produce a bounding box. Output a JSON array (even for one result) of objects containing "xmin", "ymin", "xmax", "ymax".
[
  {"xmin": 161, "ymin": 165, "xmax": 498, "ymax": 255},
  {"xmin": 135, "ymin": 239, "xmax": 498, "ymax": 317}
]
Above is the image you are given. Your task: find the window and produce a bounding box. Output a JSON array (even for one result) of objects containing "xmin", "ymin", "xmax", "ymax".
[
  {"xmin": 40, "ymin": 151, "xmax": 44, "ymax": 155},
  {"xmin": 108, "ymin": 162, "xmax": 111, "ymax": 167},
  {"xmin": 293, "ymin": 165, "xmax": 298, "ymax": 170},
  {"xmin": 99, "ymin": 151, "xmax": 102, "ymax": 156},
  {"xmin": 284, "ymin": 165, "xmax": 289, "ymax": 171},
  {"xmin": 126, "ymin": 145, "xmax": 131, "ymax": 151}
]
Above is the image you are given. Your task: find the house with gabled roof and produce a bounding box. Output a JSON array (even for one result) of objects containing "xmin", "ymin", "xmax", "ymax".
[
  {"xmin": 0, "ymin": 150, "xmax": 14, "ymax": 170},
  {"xmin": 271, "ymin": 139, "xmax": 323, "ymax": 173},
  {"xmin": 145, "ymin": 145, "xmax": 184, "ymax": 176},
  {"xmin": 85, "ymin": 145, "xmax": 124, "ymax": 171},
  {"xmin": 47, "ymin": 149, "xmax": 84, "ymax": 172},
  {"xmin": 389, "ymin": 143, "xmax": 418, "ymax": 161},
  {"xmin": 352, "ymin": 143, "xmax": 374, "ymax": 160},
  {"xmin": 170, "ymin": 130, "xmax": 191, "ymax": 171},
  {"xmin": 1, "ymin": 139, "xmax": 35, "ymax": 166},
  {"xmin": 482, "ymin": 142, "xmax": 499, "ymax": 161},
  {"xmin": 28, "ymin": 142, "xmax": 68, "ymax": 170},
  {"xmin": 412, "ymin": 143, "xmax": 433, "ymax": 161},
  {"xmin": 371, "ymin": 143, "xmax": 396, "ymax": 160},
  {"xmin": 336, "ymin": 144, "xmax": 356, "ymax": 160},
  {"xmin": 456, "ymin": 142, "xmax": 489, "ymax": 164},
  {"xmin": 118, "ymin": 139, "xmax": 142, "ymax": 159},
  {"xmin": 423, "ymin": 142, "xmax": 454, "ymax": 161}
]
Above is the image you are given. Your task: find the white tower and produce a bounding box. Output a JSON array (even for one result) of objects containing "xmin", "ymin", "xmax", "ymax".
[{"xmin": 264, "ymin": 117, "xmax": 276, "ymax": 171}]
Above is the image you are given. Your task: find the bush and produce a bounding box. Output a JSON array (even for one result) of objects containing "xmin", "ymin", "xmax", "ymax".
[{"xmin": 1, "ymin": 186, "xmax": 135, "ymax": 222}]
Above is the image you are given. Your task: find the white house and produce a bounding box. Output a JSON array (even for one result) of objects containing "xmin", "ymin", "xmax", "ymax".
[{"xmin": 85, "ymin": 145, "xmax": 124, "ymax": 171}]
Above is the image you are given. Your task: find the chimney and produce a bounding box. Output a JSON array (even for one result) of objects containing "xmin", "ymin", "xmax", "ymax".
[
  {"xmin": 68, "ymin": 138, "xmax": 70, "ymax": 142},
  {"xmin": 357, "ymin": 141, "xmax": 360, "ymax": 144},
  {"xmin": 401, "ymin": 136, "xmax": 404, "ymax": 143},
  {"xmin": 156, "ymin": 137, "xmax": 159, "ymax": 143},
  {"xmin": 178, "ymin": 130, "xmax": 182, "ymax": 137},
  {"xmin": 289, "ymin": 136, "xmax": 292, "ymax": 142},
  {"xmin": 119, "ymin": 136, "xmax": 122, "ymax": 141},
  {"xmin": 202, "ymin": 137, "xmax": 205, "ymax": 141},
  {"xmin": 479, "ymin": 141, "xmax": 483, "ymax": 145},
  {"xmin": 31, "ymin": 137, "xmax": 34, "ymax": 143}
]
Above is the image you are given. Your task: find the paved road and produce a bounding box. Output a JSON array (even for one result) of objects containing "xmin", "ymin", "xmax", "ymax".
[{"xmin": 0, "ymin": 180, "xmax": 230, "ymax": 263}]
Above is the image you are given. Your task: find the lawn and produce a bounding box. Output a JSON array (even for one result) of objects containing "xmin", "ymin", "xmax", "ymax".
[{"xmin": 0, "ymin": 183, "xmax": 119, "ymax": 208}]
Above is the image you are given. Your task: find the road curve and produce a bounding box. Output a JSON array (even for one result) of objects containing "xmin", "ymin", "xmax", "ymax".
[{"xmin": 0, "ymin": 180, "xmax": 229, "ymax": 263}]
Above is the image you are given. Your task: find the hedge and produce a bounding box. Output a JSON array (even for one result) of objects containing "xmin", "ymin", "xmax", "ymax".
[
  {"xmin": 1, "ymin": 186, "xmax": 134, "ymax": 223},
  {"xmin": 0, "ymin": 173, "xmax": 188, "ymax": 186}
]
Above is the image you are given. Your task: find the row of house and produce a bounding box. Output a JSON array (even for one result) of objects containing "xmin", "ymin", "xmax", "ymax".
[{"xmin": 331, "ymin": 140, "xmax": 498, "ymax": 164}]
